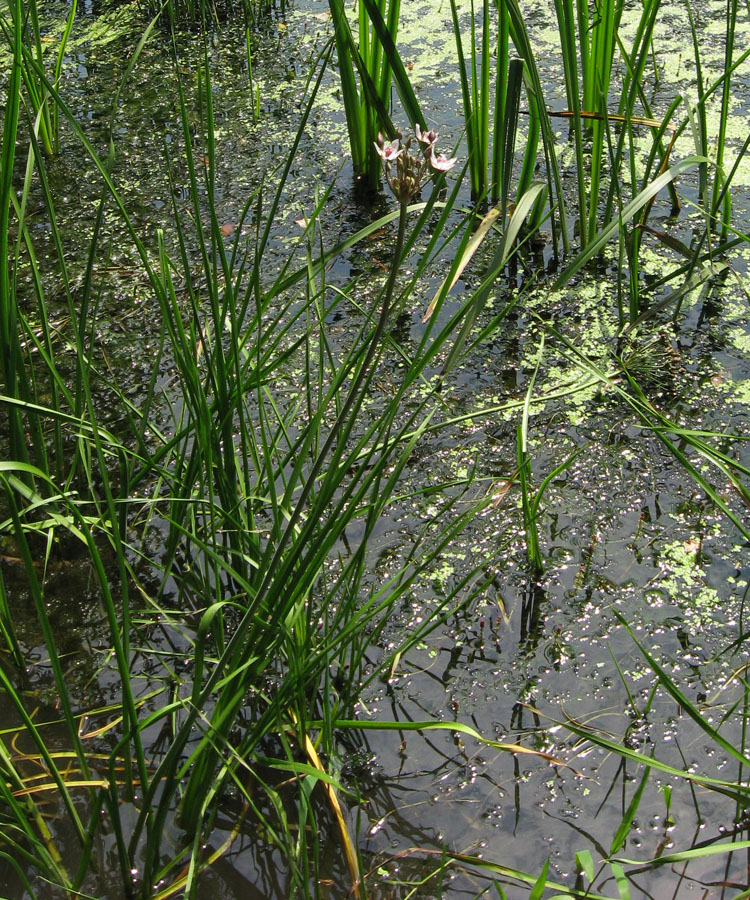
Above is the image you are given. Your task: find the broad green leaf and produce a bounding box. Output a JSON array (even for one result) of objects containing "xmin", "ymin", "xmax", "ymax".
[{"xmin": 610, "ymin": 863, "xmax": 630, "ymax": 900}]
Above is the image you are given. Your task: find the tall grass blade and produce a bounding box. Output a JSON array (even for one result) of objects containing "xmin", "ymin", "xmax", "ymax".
[
  {"xmin": 441, "ymin": 181, "xmax": 547, "ymax": 377},
  {"xmin": 608, "ymin": 763, "xmax": 651, "ymax": 855},
  {"xmin": 360, "ymin": 0, "xmax": 424, "ymax": 132},
  {"xmin": 0, "ymin": 0, "xmax": 29, "ymax": 469},
  {"xmin": 551, "ymin": 157, "xmax": 706, "ymax": 292},
  {"xmin": 491, "ymin": 0, "xmax": 509, "ymax": 204},
  {"xmin": 711, "ymin": 0, "xmax": 738, "ymax": 237},
  {"xmin": 500, "ymin": 0, "xmax": 568, "ymax": 252},
  {"xmin": 501, "ymin": 58, "xmax": 523, "ymax": 220}
]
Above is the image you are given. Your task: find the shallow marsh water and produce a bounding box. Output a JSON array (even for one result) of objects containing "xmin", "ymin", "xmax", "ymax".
[{"xmin": 3, "ymin": 0, "xmax": 750, "ymax": 896}]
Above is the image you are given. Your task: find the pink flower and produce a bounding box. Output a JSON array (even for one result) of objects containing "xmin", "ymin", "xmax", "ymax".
[
  {"xmin": 415, "ymin": 124, "xmax": 438, "ymax": 146},
  {"xmin": 376, "ymin": 125, "xmax": 458, "ymax": 202},
  {"xmin": 374, "ymin": 132, "xmax": 402, "ymax": 161},
  {"xmin": 427, "ymin": 147, "xmax": 457, "ymax": 172}
]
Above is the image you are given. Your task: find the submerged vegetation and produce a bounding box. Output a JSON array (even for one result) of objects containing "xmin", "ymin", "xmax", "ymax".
[{"xmin": 1, "ymin": 0, "xmax": 750, "ymax": 896}]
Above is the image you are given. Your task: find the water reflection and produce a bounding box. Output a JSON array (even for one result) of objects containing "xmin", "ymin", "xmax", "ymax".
[{"xmin": 518, "ymin": 577, "xmax": 547, "ymax": 656}]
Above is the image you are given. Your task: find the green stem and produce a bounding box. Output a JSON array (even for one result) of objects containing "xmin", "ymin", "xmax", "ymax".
[
  {"xmin": 245, "ymin": 198, "xmax": 408, "ymax": 612},
  {"xmin": 175, "ymin": 199, "xmax": 409, "ymax": 839}
]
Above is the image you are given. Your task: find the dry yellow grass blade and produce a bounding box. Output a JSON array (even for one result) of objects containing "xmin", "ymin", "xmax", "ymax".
[
  {"xmin": 12, "ymin": 778, "xmax": 110, "ymax": 797},
  {"xmin": 546, "ymin": 108, "xmax": 676, "ymax": 131},
  {"xmin": 423, "ymin": 206, "xmax": 501, "ymax": 322},
  {"xmin": 302, "ymin": 732, "xmax": 363, "ymax": 900},
  {"xmin": 151, "ymin": 800, "xmax": 253, "ymax": 900}
]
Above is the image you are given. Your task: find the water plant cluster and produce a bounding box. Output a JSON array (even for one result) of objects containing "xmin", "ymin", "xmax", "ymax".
[{"xmin": 1, "ymin": 0, "xmax": 750, "ymax": 896}]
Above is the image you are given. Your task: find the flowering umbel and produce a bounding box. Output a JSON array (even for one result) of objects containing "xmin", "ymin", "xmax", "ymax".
[{"xmin": 375, "ymin": 125, "xmax": 456, "ymax": 203}]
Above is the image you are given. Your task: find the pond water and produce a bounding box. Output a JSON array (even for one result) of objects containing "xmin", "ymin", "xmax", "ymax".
[{"xmin": 3, "ymin": 0, "xmax": 750, "ymax": 896}]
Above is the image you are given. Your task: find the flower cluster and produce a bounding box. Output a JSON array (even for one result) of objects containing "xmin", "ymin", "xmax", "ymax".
[{"xmin": 375, "ymin": 125, "xmax": 456, "ymax": 203}]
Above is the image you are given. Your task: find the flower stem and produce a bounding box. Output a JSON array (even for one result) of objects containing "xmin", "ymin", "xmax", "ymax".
[{"xmin": 355, "ymin": 198, "xmax": 408, "ymax": 377}]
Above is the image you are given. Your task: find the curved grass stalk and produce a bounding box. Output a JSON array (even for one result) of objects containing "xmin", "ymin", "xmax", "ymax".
[
  {"xmin": 529, "ymin": 703, "xmax": 750, "ymax": 805},
  {"xmin": 316, "ymin": 718, "xmax": 567, "ymax": 765},
  {"xmin": 440, "ymin": 181, "xmax": 547, "ymax": 378},
  {"xmin": 299, "ymin": 724, "xmax": 362, "ymax": 898},
  {"xmin": 0, "ymin": 736, "xmax": 71, "ymax": 890},
  {"xmin": 551, "ymin": 156, "xmax": 706, "ymax": 293}
]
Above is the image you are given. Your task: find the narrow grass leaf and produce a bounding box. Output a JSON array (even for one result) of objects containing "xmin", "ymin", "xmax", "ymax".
[
  {"xmin": 608, "ymin": 764, "xmax": 650, "ymax": 855},
  {"xmin": 424, "ymin": 206, "xmax": 501, "ymax": 321},
  {"xmin": 614, "ymin": 838, "xmax": 750, "ymax": 868},
  {"xmin": 441, "ymin": 182, "xmax": 546, "ymax": 377},
  {"xmin": 614, "ymin": 611, "xmax": 750, "ymax": 769},
  {"xmin": 575, "ymin": 849, "xmax": 595, "ymax": 883},
  {"xmin": 528, "ymin": 860, "xmax": 549, "ymax": 900},
  {"xmin": 551, "ymin": 157, "xmax": 706, "ymax": 292}
]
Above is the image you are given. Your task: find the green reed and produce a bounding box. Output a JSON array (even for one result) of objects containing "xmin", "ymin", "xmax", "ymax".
[
  {"xmin": 328, "ymin": 0, "xmax": 424, "ymax": 188},
  {"xmin": 0, "ymin": 0, "xmax": 25, "ymax": 469},
  {"xmin": 0, "ymin": 0, "xmax": 76, "ymax": 155},
  {"xmin": 450, "ymin": 0, "xmax": 491, "ymax": 201},
  {"xmin": 449, "ymin": 0, "xmax": 533, "ymax": 214},
  {"xmin": 0, "ymin": 24, "xmax": 539, "ymax": 897},
  {"xmin": 449, "ymin": 0, "xmax": 747, "ymax": 271},
  {"xmin": 2, "ymin": 0, "xmax": 750, "ymax": 896}
]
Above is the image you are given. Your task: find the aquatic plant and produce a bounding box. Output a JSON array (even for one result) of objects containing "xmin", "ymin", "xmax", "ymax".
[
  {"xmin": 551, "ymin": 0, "xmax": 624, "ymax": 246},
  {"xmin": 2, "ymin": 0, "xmax": 750, "ymax": 895},
  {"xmin": 328, "ymin": 0, "xmax": 424, "ymax": 189},
  {"xmin": 376, "ymin": 126, "xmax": 456, "ymax": 201},
  {"xmin": 137, "ymin": 0, "xmax": 263, "ymax": 26},
  {"xmin": 0, "ymin": 0, "xmax": 26, "ymax": 471},
  {"xmin": 0, "ymin": 0, "xmax": 76, "ymax": 155},
  {"xmin": 450, "ymin": 0, "xmax": 499, "ymax": 202},
  {"xmin": 0, "ymin": 25, "xmax": 550, "ymax": 894},
  {"xmin": 449, "ymin": 0, "xmax": 536, "ymax": 221}
]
